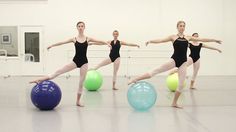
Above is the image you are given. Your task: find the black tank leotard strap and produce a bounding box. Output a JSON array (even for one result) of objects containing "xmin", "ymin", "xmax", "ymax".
[
  {"xmin": 73, "ymin": 37, "xmax": 88, "ymax": 68},
  {"xmin": 109, "ymin": 40, "xmax": 121, "ymax": 62},
  {"xmin": 189, "ymin": 43, "xmax": 202, "ymax": 63},
  {"xmin": 171, "ymin": 36, "xmax": 189, "ymax": 68}
]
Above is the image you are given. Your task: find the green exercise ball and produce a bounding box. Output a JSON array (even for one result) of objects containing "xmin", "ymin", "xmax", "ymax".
[{"xmin": 84, "ymin": 70, "xmax": 103, "ymax": 91}]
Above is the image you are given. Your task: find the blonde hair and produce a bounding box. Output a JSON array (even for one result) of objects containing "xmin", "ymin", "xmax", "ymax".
[{"xmin": 177, "ymin": 21, "xmax": 186, "ymax": 27}]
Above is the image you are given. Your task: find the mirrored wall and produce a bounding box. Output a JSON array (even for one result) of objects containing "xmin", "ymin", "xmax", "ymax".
[{"xmin": 0, "ymin": 26, "xmax": 18, "ymax": 57}]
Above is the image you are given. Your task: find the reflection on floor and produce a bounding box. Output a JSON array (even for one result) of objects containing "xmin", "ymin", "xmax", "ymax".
[{"xmin": 0, "ymin": 76, "xmax": 236, "ymax": 132}]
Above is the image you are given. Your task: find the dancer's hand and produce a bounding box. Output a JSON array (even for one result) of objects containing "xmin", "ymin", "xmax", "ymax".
[
  {"xmin": 47, "ymin": 45, "xmax": 53, "ymax": 50},
  {"xmin": 136, "ymin": 45, "xmax": 140, "ymax": 48},
  {"xmin": 217, "ymin": 49, "xmax": 222, "ymax": 53},
  {"xmin": 215, "ymin": 40, "xmax": 222, "ymax": 44},
  {"xmin": 145, "ymin": 41, "xmax": 150, "ymax": 46},
  {"xmin": 107, "ymin": 43, "xmax": 112, "ymax": 50}
]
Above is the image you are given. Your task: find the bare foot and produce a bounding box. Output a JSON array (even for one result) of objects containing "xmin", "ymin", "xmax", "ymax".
[
  {"xmin": 190, "ymin": 87, "xmax": 197, "ymax": 90},
  {"xmin": 127, "ymin": 81, "xmax": 132, "ymax": 85},
  {"xmin": 113, "ymin": 87, "xmax": 119, "ymax": 90},
  {"xmin": 190, "ymin": 80, "xmax": 196, "ymax": 89},
  {"xmin": 128, "ymin": 79, "xmax": 136, "ymax": 85},
  {"xmin": 171, "ymin": 104, "xmax": 183, "ymax": 109},
  {"xmin": 29, "ymin": 76, "xmax": 50, "ymax": 84},
  {"xmin": 76, "ymin": 93, "xmax": 84, "ymax": 107},
  {"xmin": 76, "ymin": 101, "xmax": 84, "ymax": 107},
  {"xmin": 29, "ymin": 79, "xmax": 41, "ymax": 84},
  {"xmin": 3, "ymin": 75, "xmax": 10, "ymax": 79}
]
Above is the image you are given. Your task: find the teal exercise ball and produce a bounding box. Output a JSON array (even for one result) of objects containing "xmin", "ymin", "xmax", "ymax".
[
  {"xmin": 127, "ymin": 81, "xmax": 157, "ymax": 111},
  {"xmin": 84, "ymin": 70, "xmax": 103, "ymax": 91}
]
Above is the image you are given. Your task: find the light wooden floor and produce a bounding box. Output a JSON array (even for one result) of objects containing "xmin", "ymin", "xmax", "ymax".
[{"xmin": 0, "ymin": 76, "xmax": 236, "ymax": 132}]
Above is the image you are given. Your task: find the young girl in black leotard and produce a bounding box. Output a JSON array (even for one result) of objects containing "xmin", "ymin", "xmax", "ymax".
[
  {"xmin": 30, "ymin": 21, "xmax": 110, "ymax": 107},
  {"xmin": 169, "ymin": 33, "xmax": 222, "ymax": 89},
  {"xmin": 128, "ymin": 21, "xmax": 222, "ymax": 108},
  {"xmin": 92, "ymin": 30, "xmax": 139, "ymax": 90}
]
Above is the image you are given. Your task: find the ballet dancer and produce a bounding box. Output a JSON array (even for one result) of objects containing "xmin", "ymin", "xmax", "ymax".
[
  {"xmin": 92, "ymin": 30, "xmax": 139, "ymax": 90},
  {"xmin": 169, "ymin": 32, "xmax": 222, "ymax": 89},
  {"xmin": 128, "ymin": 21, "xmax": 221, "ymax": 108},
  {"xmin": 30, "ymin": 21, "xmax": 110, "ymax": 107}
]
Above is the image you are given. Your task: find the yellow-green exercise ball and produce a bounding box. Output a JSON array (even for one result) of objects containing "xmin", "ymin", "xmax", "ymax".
[{"xmin": 166, "ymin": 73, "xmax": 186, "ymax": 92}]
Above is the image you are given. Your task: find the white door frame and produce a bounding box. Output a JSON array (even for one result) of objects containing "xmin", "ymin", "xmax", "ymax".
[{"xmin": 19, "ymin": 26, "xmax": 45, "ymax": 75}]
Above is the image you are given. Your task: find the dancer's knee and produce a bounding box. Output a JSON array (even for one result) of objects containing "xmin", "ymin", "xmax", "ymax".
[
  {"xmin": 77, "ymin": 87, "xmax": 83, "ymax": 94},
  {"xmin": 177, "ymin": 84, "xmax": 184, "ymax": 93}
]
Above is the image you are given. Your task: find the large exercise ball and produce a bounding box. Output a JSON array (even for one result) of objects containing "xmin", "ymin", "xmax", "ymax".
[
  {"xmin": 84, "ymin": 70, "xmax": 103, "ymax": 91},
  {"xmin": 166, "ymin": 73, "xmax": 186, "ymax": 92},
  {"xmin": 127, "ymin": 81, "xmax": 157, "ymax": 111},
  {"xmin": 31, "ymin": 80, "xmax": 62, "ymax": 110}
]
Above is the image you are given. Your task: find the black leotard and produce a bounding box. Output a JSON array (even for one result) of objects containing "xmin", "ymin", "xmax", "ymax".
[
  {"xmin": 73, "ymin": 37, "xmax": 88, "ymax": 68},
  {"xmin": 109, "ymin": 40, "xmax": 121, "ymax": 62},
  {"xmin": 189, "ymin": 43, "xmax": 202, "ymax": 63},
  {"xmin": 171, "ymin": 36, "xmax": 189, "ymax": 68}
]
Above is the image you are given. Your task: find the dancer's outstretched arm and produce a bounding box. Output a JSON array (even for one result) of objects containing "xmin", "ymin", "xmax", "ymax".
[
  {"xmin": 121, "ymin": 41, "xmax": 140, "ymax": 48},
  {"xmin": 189, "ymin": 37, "xmax": 222, "ymax": 44},
  {"xmin": 146, "ymin": 35, "xmax": 173, "ymax": 46},
  {"xmin": 47, "ymin": 38, "xmax": 74, "ymax": 50},
  {"xmin": 202, "ymin": 44, "xmax": 222, "ymax": 53},
  {"xmin": 88, "ymin": 38, "xmax": 111, "ymax": 48}
]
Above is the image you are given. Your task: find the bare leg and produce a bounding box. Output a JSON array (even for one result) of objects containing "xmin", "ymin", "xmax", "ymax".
[
  {"xmin": 76, "ymin": 63, "xmax": 88, "ymax": 107},
  {"xmin": 190, "ymin": 59, "xmax": 200, "ymax": 89},
  {"xmin": 29, "ymin": 62, "xmax": 77, "ymax": 84},
  {"xmin": 172, "ymin": 62, "xmax": 187, "ymax": 108},
  {"xmin": 186, "ymin": 57, "xmax": 194, "ymax": 67},
  {"xmin": 169, "ymin": 68, "xmax": 178, "ymax": 75},
  {"xmin": 128, "ymin": 59, "xmax": 176, "ymax": 85},
  {"xmin": 93, "ymin": 58, "xmax": 112, "ymax": 70},
  {"xmin": 172, "ymin": 91, "xmax": 182, "ymax": 108},
  {"xmin": 185, "ymin": 57, "xmax": 193, "ymax": 79},
  {"xmin": 112, "ymin": 58, "xmax": 120, "ymax": 90}
]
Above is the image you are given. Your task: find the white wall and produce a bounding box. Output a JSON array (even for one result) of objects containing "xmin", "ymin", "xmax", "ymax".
[{"xmin": 0, "ymin": 0, "xmax": 235, "ymax": 76}]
